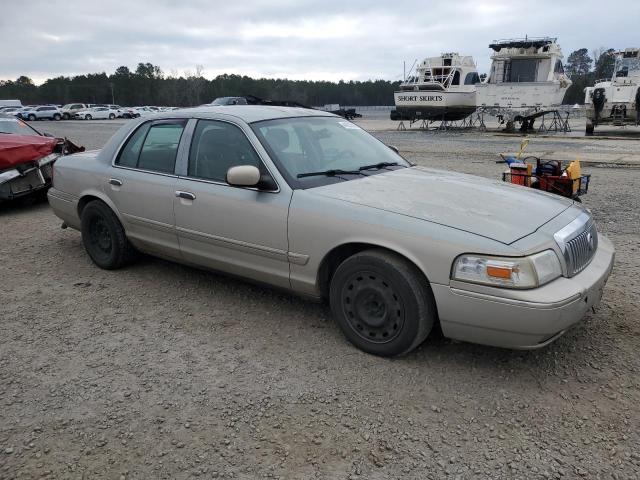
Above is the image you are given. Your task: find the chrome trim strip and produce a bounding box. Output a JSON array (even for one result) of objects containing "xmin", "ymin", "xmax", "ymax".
[
  {"xmin": 176, "ymin": 226, "xmax": 288, "ymax": 262},
  {"xmin": 48, "ymin": 189, "xmax": 78, "ymax": 202},
  {"xmin": 121, "ymin": 213, "xmax": 174, "ymax": 234},
  {"xmin": 176, "ymin": 175, "xmax": 280, "ymax": 194},
  {"xmin": 450, "ymin": 287, "xmax": 581, "ymax": 309},
  {"xmin": 287, "ymin": 253, "xmax": 310, "ymax": 266},
  {"xmin": 554, "ymin": 211, "xmax": 597, "ymax": 277},
  {"xmin": 554, "ymin": 211, "xmax": 592, "ymax": 244},
  {"xmin": 112, "ymin": 165, "xmax": 178, "ymax": 178}
]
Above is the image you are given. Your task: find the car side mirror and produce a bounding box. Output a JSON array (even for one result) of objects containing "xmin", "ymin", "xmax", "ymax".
[
  {"xmin": 226, "ymin": 165, "xmax": 261, "ymax": 187},
  {"xmin": 388, "ymin": 145, "xmax": 399, "ymax": 154}
]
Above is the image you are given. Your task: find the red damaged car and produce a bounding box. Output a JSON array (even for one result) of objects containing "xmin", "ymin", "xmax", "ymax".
[{"xmin": 0, "ymin": 114, "xmax": 83, "ymax": 202}]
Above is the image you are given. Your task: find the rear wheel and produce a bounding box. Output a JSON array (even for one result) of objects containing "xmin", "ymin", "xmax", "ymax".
[
  {"xmin": 80, "ymin": 200, "xmax": 137, "ymax": 269},
  {"xmin": 53, "ymin": 113, "xmax": 61, "ymax": 121},
  {"xmin": 62, "ymin": 113, "xmax": 70, "ymax": 120},
  {"xmin": 329, "ymin": 249, "xmax": 435, "ymax": 357}
]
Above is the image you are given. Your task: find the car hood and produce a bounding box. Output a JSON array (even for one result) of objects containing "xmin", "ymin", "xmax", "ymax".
[{"xmin": 309, "ymin": 166, "xmax": 574, "ymax": 244}]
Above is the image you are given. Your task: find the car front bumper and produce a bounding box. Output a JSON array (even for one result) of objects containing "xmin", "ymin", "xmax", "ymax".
[
  {"xmin": 432, "ymin": 234, "xmax": 615, "ymax": 349},
  {"xmin": 0, "ymin": 154, "xmax": 58, "ymax": 201}
]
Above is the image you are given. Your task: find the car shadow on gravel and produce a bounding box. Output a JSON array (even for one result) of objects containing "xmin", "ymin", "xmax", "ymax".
[
  {"xmin": 127, "ymin": 253, "xmax": 604, "ymax": 384},
  {"xmin": 0, "ymin": 191, "xmax": 49, "ymax": 215}
]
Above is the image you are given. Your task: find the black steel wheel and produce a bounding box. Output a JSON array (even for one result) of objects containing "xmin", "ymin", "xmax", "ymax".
[
  {"xmin": 329, "ymin": 249, "xmax": 435, "ymax": 356},
  {"xmin": 81, "ymin": 200, "xmax": 137, "ymax": 269},
  {"xmin": 340, "ymin": 270, "xmax": 405, "ymax": 344}
]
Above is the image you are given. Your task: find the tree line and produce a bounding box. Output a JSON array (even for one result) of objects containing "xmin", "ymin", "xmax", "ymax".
[
  {"xmin": 0, "ymin": 63, "xmax": 401, "ymax": 107},
  {"xmin": 563, "ymin": 48, "xmax": 618, "ymax": 105},
  {"xmin": 0, "ymin": 50, "xmax": 619, "ymax": 108}
]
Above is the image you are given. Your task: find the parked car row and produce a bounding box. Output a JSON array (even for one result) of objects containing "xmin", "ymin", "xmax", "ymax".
[{"xmin": 0, "ymin": 104, "xmax": 181, "ymax": 121}]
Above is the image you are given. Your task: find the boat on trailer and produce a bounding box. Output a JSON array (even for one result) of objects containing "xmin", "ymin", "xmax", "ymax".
[
  {"xmin": 391, "ymin": 53, "xmax": 479, "ymax": 122},
  {"xmin": 476, "ymin": 37, "xmax": 571, "ymax": 125},
  {"xmin": 584, "ymin": 48, "xmax": 640, "ymax": 135}
]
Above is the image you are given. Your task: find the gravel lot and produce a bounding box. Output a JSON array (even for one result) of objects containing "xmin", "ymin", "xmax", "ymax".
[{"xmin": 1, "ymin": 118, "xmax": 639, "ymax": 479}]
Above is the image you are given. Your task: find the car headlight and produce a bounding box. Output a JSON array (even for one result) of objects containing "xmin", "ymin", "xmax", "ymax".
[{"xmin": 452, "ymin": 250, "xmax": 562, "ymax": 289}]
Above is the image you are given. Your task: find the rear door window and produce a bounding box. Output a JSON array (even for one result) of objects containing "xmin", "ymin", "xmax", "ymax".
[{"xmin": 116, "ymin": 120, "xmax": 186, "ymax": 173}]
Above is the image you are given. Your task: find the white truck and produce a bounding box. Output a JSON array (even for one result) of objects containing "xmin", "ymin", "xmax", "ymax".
[{"xmin": 0, "ymin": 100, "xmax": 23, "ymax": 108}]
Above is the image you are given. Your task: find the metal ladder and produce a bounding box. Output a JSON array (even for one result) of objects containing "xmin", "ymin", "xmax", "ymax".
[{"xmin": 612, "ymin": 106, "xmax": 626, "ymax": 126}]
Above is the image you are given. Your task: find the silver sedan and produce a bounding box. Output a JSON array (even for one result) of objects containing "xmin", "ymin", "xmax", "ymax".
[{"xmin": 48, "ymin": 106, "xmax": 615, "ymax": 356}]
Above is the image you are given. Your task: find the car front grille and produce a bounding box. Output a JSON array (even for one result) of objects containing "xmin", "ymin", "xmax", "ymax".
[
  {"xmin": 565, "ymin": 223, "xmax": 598, "ymax": 276},
  {"xmin": 554, "ymin": 212, "xmax": 598, "ymax": 277}
]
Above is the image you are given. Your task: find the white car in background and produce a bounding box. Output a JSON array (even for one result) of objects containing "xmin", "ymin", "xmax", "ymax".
[
  {"xmin": 132, "ymin": 107, "xmax": 154, "ymax": 117},
  {"xmin": 19, "ymin": 105, "xmax": 62, "ymax": 121},
  {"xmin": 73, "ymin": 107, "xmax": 120, "ymax": 120},
  {"xmin": 0, "ymin": 106, "xmax": 23, "ymax": 114}
]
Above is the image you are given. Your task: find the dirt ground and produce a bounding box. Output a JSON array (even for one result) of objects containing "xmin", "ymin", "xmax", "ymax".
[{"xmin": 1, "ymin": 118, "xmax": 639, "ymax": 479}]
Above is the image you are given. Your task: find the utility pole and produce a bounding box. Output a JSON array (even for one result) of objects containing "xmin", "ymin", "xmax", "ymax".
[{"xmin": 110, "ymin": 82, "xmax": 115, "ymax": 104}]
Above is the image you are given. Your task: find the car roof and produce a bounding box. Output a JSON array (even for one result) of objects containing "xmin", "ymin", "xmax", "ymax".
[{"xmin": 170, "ymin": 105, "xmax": 336, "ymax": 123}]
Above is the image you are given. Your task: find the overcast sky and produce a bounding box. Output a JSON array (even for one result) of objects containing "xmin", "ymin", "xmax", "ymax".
[{"xmin": 1, "ymin": 0, "xmax": 639, "ymax": 84}]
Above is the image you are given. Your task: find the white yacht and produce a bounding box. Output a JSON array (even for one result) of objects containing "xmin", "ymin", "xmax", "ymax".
[
  {"xmin": 476, "ymin": 37, "xmax": 571, "ymax": 111},
  {"xmin": 392, "ymin": 53, "xmax": 479, "ymax": 121},
  {"xmin": 585, "ymin": 48, "xmax": 640, "ymax": 134}
]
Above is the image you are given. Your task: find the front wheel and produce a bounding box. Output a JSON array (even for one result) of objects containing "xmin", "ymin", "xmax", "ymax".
[
  {"xmin": 329, "ymin": 249, "xmax": 435, "ymax": 357},
  {"xmin": 108, "ymin": 113, "xmax": 115, "ymax": 119},
  {"xmin": 53, "ymin": 113, "xmax": 61, "ymax": 121},
  {"xmin": 85, "ymin": 114, "xmax": 92, "ymax": 120},
  {"xmin": 80, "ymin": 200, "xmax": 137, "ymax": 269},
  {"xmin": 28, "ymin": 114, "xmax": 36, "ymax": 121},
  {"xmin": 62, "ymin": 113, "xmax": 70, "ymax": 120}
]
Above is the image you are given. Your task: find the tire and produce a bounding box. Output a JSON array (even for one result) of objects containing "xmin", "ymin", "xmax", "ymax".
[
  {"xmin": 28, "ymin": 114, "xmax": 36, "ymax": 121},
  {"xmin": 585, "ymin": 121, "xmax": 594, "ymax": 136},
  {"xmin": 329, "ymin": 249, "xmax": 436, "ymax": 357},
  {"xmin": 62, "ymin": 113, "xmax": 70, "ymax": 120},
  {"xmin": 53, "ymin": 113, "xmax": 61, "ymax": 121},
  {"xmin": 109, "ymin": 113, "xmax": 115, "ymax": 119},
  {"xmin": 85, "ymin": 114, "xmax": 92, "ymax": 120},
  {"xmin": 80, "ymin": 200, "xmax": 137, "ymax": 269}
]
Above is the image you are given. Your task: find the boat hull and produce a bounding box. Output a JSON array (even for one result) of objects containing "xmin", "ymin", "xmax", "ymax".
[
  {"xmin": 393, "ymin": 91, "xmax": 477, "ymax": 121},
  {"xmin": 476, "ymin": 81, "xmax": 569, "ymax": 110},
  {"xmin": 585, "ymin": 81, "xmax": 640, "ymax": 125}
]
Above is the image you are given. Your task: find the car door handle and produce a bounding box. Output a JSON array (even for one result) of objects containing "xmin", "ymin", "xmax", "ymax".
[
  {"xmin": 175, "ymin": 191, "xmax": 196, "ymax": 200},
  {"xmin": 109, "ymin": 178, "xmax": 123, "ymax": 186}
]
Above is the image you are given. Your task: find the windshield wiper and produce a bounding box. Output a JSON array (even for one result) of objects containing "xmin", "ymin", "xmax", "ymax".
[
  {"xmin": 358, "ymin": 161, "xmax": 401, "ymax": 171},
  {"xmin": 297, "ymin": 169, "xmax": 365, "ymax": 178}
]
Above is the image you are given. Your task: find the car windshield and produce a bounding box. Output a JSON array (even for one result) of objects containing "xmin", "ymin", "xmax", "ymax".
[
  {"xmin": 0, "ymin": 117, "xmax": 41, "ymax": 136},
  {"xmin": 251, "ymin": 116, "xmax": 409, "ymax": 188}
]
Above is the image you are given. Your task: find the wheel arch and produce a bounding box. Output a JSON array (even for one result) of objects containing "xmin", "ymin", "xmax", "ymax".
[
  {"xmin": 316, "ymin": 241, "xmax": 434, "ymax": 300},
  {"xmin": 77, "ymin": 190, "xmax": 125, "ymax": 226}
]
